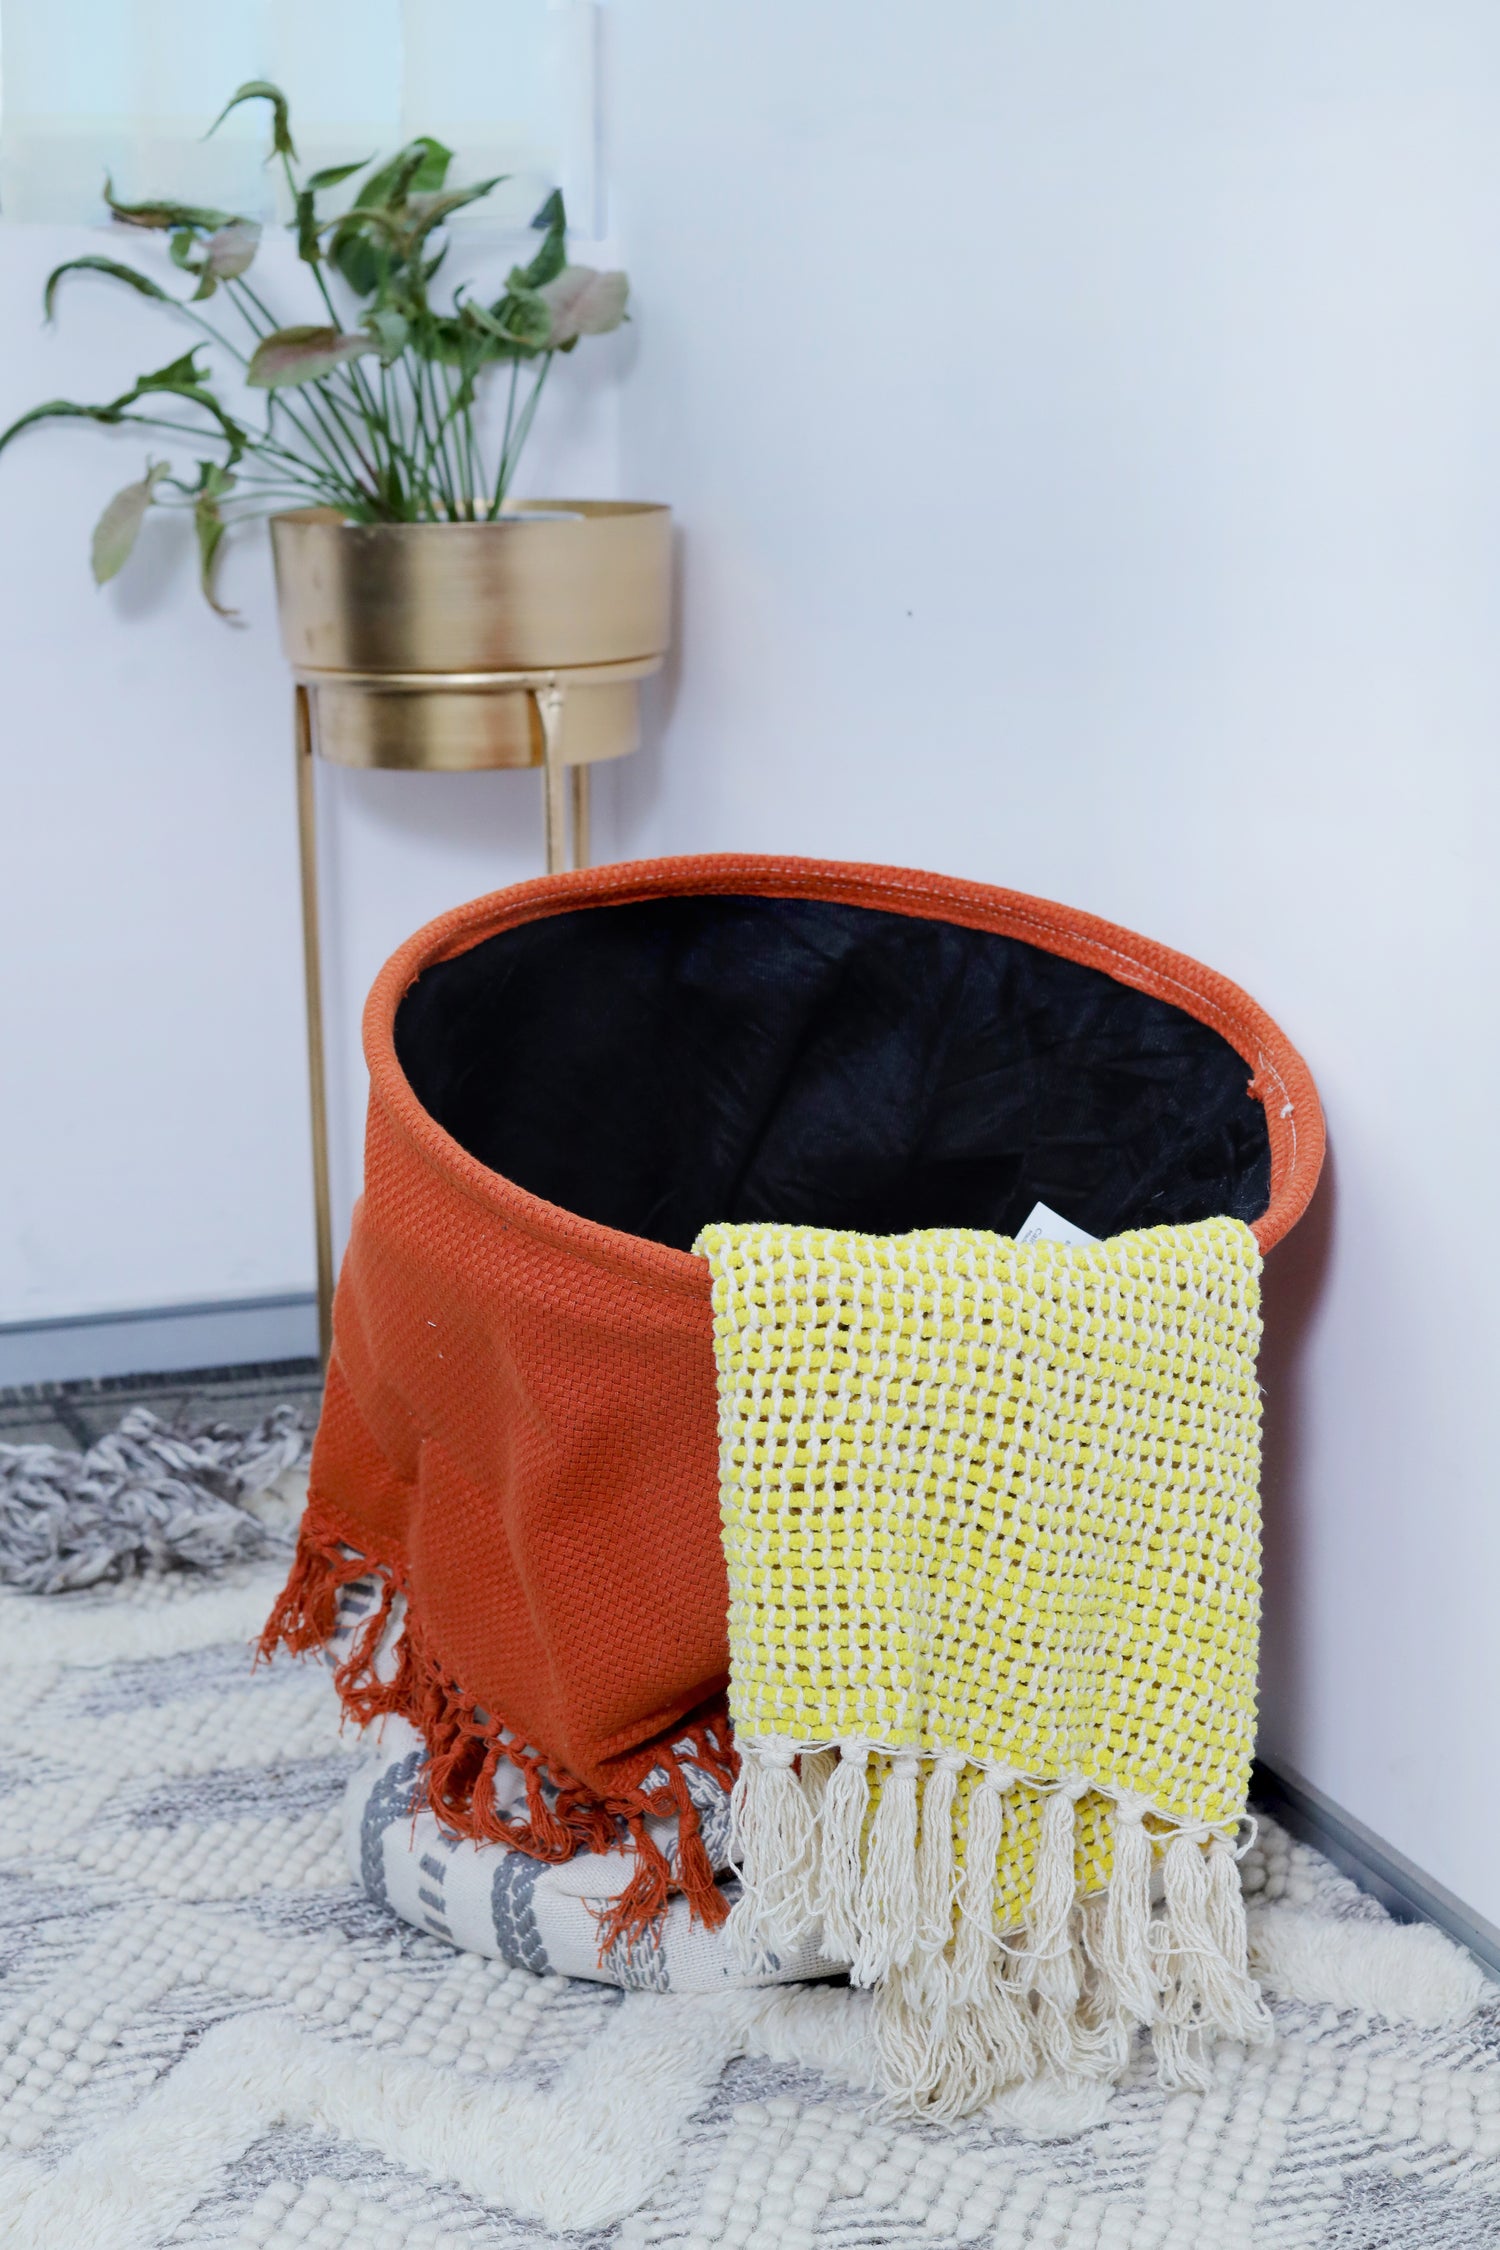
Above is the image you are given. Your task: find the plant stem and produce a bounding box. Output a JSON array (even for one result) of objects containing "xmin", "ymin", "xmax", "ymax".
[
  {"xmin": 404, "ymin": 355, "xmax": 440, "ymax": 502},
  {"xmin": 275, "ymin": 385, "xmax": 370, "ymax": 493},
  {"xmin": 500, "ymin": 353, "xmax": 552, "ymax": 501},
  {"xmin": 352, "ymin": 360, "xmax": 421, "ymax": 504},
  {"xmin": 234, "ymin": 279, "xmax": 366, "ymax": 479},
  {"xmin": 242, "ymin": 429, "xmax": 370, "ymax": 510},
  {"xmin": 317, "ymin": 380, "xmax": 386, "ymax": 496},
  {"xmin": 426, "ymin": 360, "xmax": 459, "ymax": 515},
  {"xmin": 277, "ymin": 144, "xmax": 403, "ymax": 489},
  {"xmin": 376, "ymin": 361, "xmax": 407, "ymax": 513},
  {"xmin": 491, "ymin": 355, "xmax": 522, "ymax": 515},
  {"xmin": 229, "ymin": 276, "xmax": 279, "ymax": 334},
  {"xmin": 445, "ymin": 361, "xmax": 476, "ymax": 517},
  {"xmin": 262, "ymin": 394, "xmax": 373, "ymax": 503},
  {"xmin": 283, "ymin": 372, "xmax": 383, "ymax": 497},
  {"xmin": 169, "ymin": 304, "xmax": 251, "ymax": 368},
  {"xmin": 420, "ymin": 354, "xmax": 462, "ymax": 515},
  {"xmin": 460, "ymin": 350, "xmax": 485, "ymax": 519},
  {"xmin": 220, "ymin": 277, "xmax": 378, "ymax": 498},
  {"xmin": 145, "ymin": 432, "xmax": 357, "ymax": 513}
]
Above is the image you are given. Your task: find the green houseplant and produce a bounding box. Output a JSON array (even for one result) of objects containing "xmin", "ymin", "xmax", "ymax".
[
  {"xmin": 0, "ymin": 71, "xmax": 672, "ymax": 850},
  {"xmin": 0, "ymin": 80, "xmax": 633, "ymax": 611}
]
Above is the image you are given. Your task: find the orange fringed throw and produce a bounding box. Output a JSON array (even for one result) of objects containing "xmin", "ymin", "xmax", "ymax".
[
  {"xmin": 257, "ymin": 1095, "xmax": 741, "ymax": 1945},
  {"xmin": 261, "ymin": 853, "xmax": 1322, "ymax": 1951}
]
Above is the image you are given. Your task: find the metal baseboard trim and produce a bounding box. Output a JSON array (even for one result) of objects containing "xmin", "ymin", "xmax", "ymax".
[
  {"xmin": 0, "ymin": 1293, "xmax": 319, "ymax": 1387},
  {"xmin": 1253, "ymin": 1756, "xmax": 1500, "ymax": 1983}
]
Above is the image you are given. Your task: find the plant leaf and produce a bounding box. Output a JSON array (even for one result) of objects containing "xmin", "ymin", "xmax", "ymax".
[
  {"xmin": 405, "ymin": 178, "xmax": 506, "ymax": 246},
  {"xmin": 538, "ymin": 266, "xmax": 629, "ymax": 345},
  {"xmin": 105, "ymin": 177, "xmax": 235, "ymax": 231},
  {"xmin": 330, "ymin": 232, "xmax": 383, "ymax": 299},
  {"xmin": 523, "ymin": 189, "xmax": 568, "ymax": 288},
  {"xmin": 412, "ymin": 301, "xmax": 527, "ymax": 368},
  {"xmin": 133, "ymin": 349, "xmax": 211, "ymax": 393},
  {"xmin": 296, "ymin": 189, "xmax": 321, "ymax": 266},
  {"xmin": 195, "ymin": 500, "xmax": 231, "ymax": 613},
  {"xmin": 408, "ymin": 313, "xmax": 469, "ymax": 368},
  {"xmin": 205, "ymin": 221, "xmax": 260, "ymax": 279},
  {"xmin": 469, "ymin": 295, "xmax": 551, "ymax": 357},
  {"xmin": 523, "ymin": 229, "xmax": 567, "ymax": 289},
  {"xmin": 306, "ymin": 158, "xmax": 371, "ymax": 191},
  {"xmin": 206, "ymin": 80, "xmax": 296, "ymax": 161},
  {"xmin": 195, "ymin": 458, "xmax": 237, "ymax": 501},
  {"xmin": 0, "ymin": 356, "xmax": 244, "ymax": 470},
  {"xmin": 167, "ymin": 218, "xmax": 262, "ymax": 299},
  {"xmin": 43, "ymin": 256, "xmax": 176, "ymax": 322},
  {"xmin": 365, "ymin": 309, "xmax": 409, "ymax": 366},
  {"xmin": 193, "ymin": 480, "xmax": 237, "ymax": 617},
  {"xmin": 246, "ymin": 324, "xmax": 377, "ymax": 388},
  {"xmin": 324, "ymin": 204, "xmax": 409, "ymax": 298},
  {"xmin": 118, "ymin": 356, "xmax": 248, "ymax": 462},
  {"xmin": 358, "ymin": 136, "xmax": 452, "ymax": 209},
  {"xmin": 90, "ymin": 462, "xmax": 169, "ymax": 584},
  {"xmin": 0, "ymin": 398, "xmax": 128, "ymax": 458}
]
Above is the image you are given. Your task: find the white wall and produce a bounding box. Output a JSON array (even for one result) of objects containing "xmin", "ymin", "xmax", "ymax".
[
  {"xmin": 606, "ymin": 0, "xmax": 1500, "ymax": 1921},
  {"xmin": 0, "ymin": 225, "xmax": 622, "ymax": 1331}
]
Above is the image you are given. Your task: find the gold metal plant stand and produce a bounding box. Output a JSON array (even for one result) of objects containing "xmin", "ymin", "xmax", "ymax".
[{"xmin": 277, "ymin": 501, "xmax": 674, "ymax": 1360}]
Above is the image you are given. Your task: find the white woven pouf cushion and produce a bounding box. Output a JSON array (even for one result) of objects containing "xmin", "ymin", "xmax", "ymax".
[{"xmin": 343, "ymin": 1715, "xmax": 839, "ymax": 1990}]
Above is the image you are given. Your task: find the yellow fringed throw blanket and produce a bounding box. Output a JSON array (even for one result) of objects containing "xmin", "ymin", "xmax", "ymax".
[{"xmin": 697, "ymin": 1217, "xmax": 1273, "ymax": 2116}]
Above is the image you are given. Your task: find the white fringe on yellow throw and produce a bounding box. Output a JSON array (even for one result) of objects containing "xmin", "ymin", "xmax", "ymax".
[{"xmin": 730, "ymin": 1743, "xmax": 1271, "ymax": 2120}]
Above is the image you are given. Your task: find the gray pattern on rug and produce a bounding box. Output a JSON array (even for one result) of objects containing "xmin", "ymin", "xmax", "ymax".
[{"xmin": 0, "ymin": 1556, "xmax": 1497, "ymax": 2246}]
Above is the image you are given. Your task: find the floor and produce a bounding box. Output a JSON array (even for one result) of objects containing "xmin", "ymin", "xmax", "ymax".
[{"xmin": 0, "ymin": 1358, "xmax": 324, "ymax": 1449}]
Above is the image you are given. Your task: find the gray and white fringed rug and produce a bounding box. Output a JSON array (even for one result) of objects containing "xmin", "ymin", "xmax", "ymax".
[{"xmin": 1, "ymin": 1435, "xmax": 1500, "ymax": 2244}]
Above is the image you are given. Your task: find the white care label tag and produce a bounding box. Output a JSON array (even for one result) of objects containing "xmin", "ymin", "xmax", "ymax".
[{"xmin": 1015, "ymin": 1201, "xmax": 1101, "ymax": 1248}]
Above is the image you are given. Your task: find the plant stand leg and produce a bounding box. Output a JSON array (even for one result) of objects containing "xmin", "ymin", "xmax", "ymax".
[
  {"xmin": 537, "ymin": 681, "xmax": 569, "ymax": 874},
  {"xmin": 295, "ymin": 685, "xmax": 335, "ymax": 1367},
  {"xmin": 570, "ymin": 763, "xmax": 591, "ymax": 870}
]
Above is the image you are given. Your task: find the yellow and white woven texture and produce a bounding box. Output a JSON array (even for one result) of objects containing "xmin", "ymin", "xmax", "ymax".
[{"xmin": 701, "ymin": 1216, "xmax": 1263, "ymax": 1913}]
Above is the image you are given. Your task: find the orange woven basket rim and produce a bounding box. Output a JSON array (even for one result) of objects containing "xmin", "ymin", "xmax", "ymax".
[{"xmin": 364, "ymin": 852, "xmax": 1325, "ymax": 1274}]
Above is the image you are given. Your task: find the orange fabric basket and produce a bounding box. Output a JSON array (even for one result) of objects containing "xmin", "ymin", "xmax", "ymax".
[{"xmin": 263, "ymin": 853, "xmax": 1323, "ymax": 1946}]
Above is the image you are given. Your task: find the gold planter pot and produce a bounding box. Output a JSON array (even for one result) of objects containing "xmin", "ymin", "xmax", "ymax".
[
  {"xmin": 271, "ymin": 500, "xmax": 672, "ymax": 855},
  {"xmin": 271, "ymin": 499, "xmax": 673, "ymax": 1355}
]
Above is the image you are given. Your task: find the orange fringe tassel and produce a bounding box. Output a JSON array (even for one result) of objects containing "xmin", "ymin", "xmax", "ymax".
[{"xmin": 261, "ymin": 1501, "xmax": 736, "ymax": 1951}]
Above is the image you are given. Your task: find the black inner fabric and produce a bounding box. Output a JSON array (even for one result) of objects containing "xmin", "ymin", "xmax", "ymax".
[{"xmin": 394, "ymin": 893, "xmax": 1271, "ymax": 1251}]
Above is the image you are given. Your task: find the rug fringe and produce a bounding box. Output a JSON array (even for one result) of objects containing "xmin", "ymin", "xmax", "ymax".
[{"xmin": 730, "ymin": 1735, "xmax": 1268, "ymax": 2114}]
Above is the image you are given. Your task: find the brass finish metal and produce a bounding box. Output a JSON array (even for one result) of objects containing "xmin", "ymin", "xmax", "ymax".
[
  {"xmin": 294, "ymin": 686, "xmax": 335, "ymax": 1365},
  {"xmin": 274, "ymin": 502, "xmax": 672, "ymax": 1352},
  {"xmin": 271, "ymin": 501, "xmax": 672, "ymax": 674},
  {"xmin": 570, "ymin": 763, "xmax": 591, "ymax": 872},
  {"xmin": 302, "ymin": 663, "xmax": 650, "ymax": 772},
  {"xmin": 270, "ymin": 502, "xmax": 668, "ymax": 781},
  {"xmin": 538, "ymin": 682, "xmax": 568, "ymax": 877}
]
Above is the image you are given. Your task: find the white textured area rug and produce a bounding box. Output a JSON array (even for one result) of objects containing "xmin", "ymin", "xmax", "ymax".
[{"xmin": 2, "ymin": 1559, "xmax": 1498, "ymax": 2249}]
